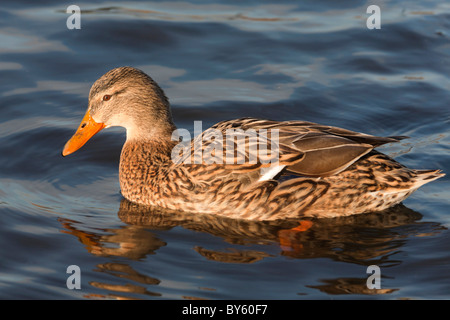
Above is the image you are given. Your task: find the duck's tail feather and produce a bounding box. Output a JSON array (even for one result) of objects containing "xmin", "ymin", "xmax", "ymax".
[{"xmin": 412, "ymin": 169, "xmax": 445, "ymax": 188}]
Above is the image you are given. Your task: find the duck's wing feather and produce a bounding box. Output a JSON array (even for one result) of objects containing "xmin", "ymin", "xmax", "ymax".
[
  {"xmin": 174, "ymin": 117, "xmax": 406, "ymax": 178},
  {"xmin": 173, "ymin": 119, "xmax": 304, "ymax": 173}
]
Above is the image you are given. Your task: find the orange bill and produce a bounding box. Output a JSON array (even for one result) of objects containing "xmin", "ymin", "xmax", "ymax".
[{"xmin": 62, "ymin": 110, "xmax": 105, "ymax": 157}]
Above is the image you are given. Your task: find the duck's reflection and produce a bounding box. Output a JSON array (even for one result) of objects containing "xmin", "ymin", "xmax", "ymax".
[
  {"xmin": 60, "ymin": 217, "xmax": 166, "ymax": 259},
  {"xmin": 307, "ymin": 278, "xmax": 398, "ymax": 295},
  {"xmin": 59, "ymin": 199, "xmax": 446, "ymax": 299}
]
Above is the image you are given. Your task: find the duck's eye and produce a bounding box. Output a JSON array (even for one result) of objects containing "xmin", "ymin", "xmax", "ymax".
[{"xmin": 103, "ymin": 94, "xmax": 111, "ymax": 101}]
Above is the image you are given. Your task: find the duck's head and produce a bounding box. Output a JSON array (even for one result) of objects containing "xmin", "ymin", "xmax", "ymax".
[{"xmin": 62, "ymin": 66, "xmax": 175, "ymax": 156}]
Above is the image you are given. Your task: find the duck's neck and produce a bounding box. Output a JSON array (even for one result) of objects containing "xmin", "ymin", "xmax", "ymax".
[
  {"xmin": 121, "ymin": 136, "xmax": 178, "ymax": 165},
  {"xmin": 119, "ymin": 136, "xmax": 178, "ymax": 203},
  {"xmin": 124, "ymin": 117, "xmax": 177, "ymax": 142}
]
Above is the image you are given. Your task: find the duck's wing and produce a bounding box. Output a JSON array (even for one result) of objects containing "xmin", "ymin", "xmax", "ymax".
[
  {"xmin": 173, "ymin": 117, "xmax": 406, "ymax": 179},
  {"xmin": 172, "ymin": 119, "xmax": 304, "ymax": 177},
  {"xmin": 232, "ymin": 118, "xmax": 407, "ymax": 177}
]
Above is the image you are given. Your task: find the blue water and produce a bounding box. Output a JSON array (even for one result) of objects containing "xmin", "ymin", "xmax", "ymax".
[{"xmin": 0, "ymin": 0, "xmax": 449, "ymax": 299}]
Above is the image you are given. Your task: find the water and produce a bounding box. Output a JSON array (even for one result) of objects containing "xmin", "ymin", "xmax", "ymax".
[{"xmin": 0, "ymin": 0, "xmax": 449, "ymax": 300}]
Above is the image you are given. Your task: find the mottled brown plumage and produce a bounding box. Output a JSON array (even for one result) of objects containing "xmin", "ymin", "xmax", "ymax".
[{"xmin": 62, "ymin": 67, "xmax": 445, "ymax": 221}]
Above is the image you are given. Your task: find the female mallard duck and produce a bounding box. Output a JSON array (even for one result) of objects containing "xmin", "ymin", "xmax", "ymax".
[{"xmin": 62, "ymin": 67, "xmax": 444, "ymax": 221}]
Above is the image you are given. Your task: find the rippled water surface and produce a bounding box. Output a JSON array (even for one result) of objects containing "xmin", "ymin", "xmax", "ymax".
[{"xmin": 0, "ymin": 0, "xmax": 449, "ymax": 299}]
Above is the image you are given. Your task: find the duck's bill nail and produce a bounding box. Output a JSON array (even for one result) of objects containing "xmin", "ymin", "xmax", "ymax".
[{"xmin": 62, "ymin": 110, "xmax": 105, "ymax": 157}]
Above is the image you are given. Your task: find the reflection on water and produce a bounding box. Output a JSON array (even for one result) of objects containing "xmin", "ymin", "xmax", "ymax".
[
  {"xmin": 308, "ymin": 278, "xmax": 398, "ymax": 295},
  {"xmin": 58, "ymin": 199, "xmax": 445, "ymax": 299},
  {"xmin": 60, "ymin": 217, "xmax": 166, "ymax": 260},
  {"xmin": 89, "ymin": 262, "xmax": 161, "ymax": 299}
]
